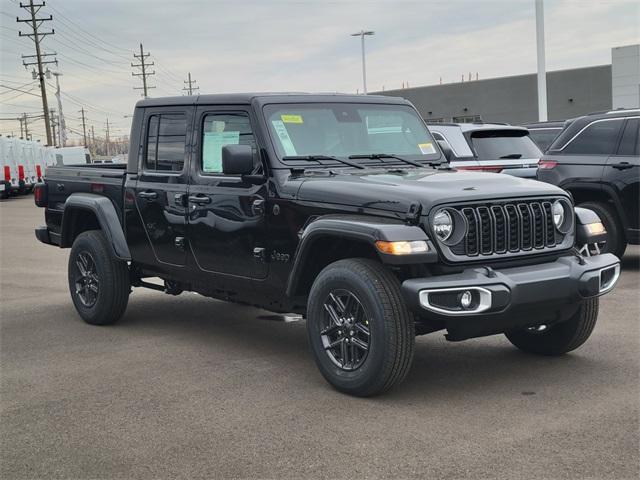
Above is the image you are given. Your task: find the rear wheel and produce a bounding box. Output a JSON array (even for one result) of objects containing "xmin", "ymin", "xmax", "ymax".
[
  {"xmin": 505, "ymin": 298, "xmax": 599, "ymax": 356},
  {"xmin": 579, "ymin": 201, "xmax": 626, "ymax": 258},
  {"xmin": 68, "ymin": 230, "xmax": 130, "ymax": 325},
  {"xmin": 306, "ymin": 258, "xmax": 415, "ymax": 396}
]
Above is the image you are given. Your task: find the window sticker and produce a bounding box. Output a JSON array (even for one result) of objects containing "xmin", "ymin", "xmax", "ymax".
[
  {"xmin": 203, "ymin": 131, "xmax": 240, "ymax": 173},
  {"xmin": 281, "ymin": 114, "xmax": 303, "ymax": 124},
  {"xmin": 271, "ymin": 120, "xmax": 297, "ymax": 156},
  {"xmin": 418, "ymin": 142, "xmax": 436, "ymax": 154}
]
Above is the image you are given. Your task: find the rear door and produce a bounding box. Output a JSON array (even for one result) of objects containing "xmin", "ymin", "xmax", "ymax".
[
  {"xmin": 187, "ymin": 106, "xmax": 268, "ymax": 279},
  {"xmin": 130, "ymin": 107, "xmax": 193, "ymax": 267},
  {"xmin": 552, "ymin": 118, "xmax": 626, "ymax": 188},
  {"xmin": 606, "ymin": 117, "xmax": 639, "ymax": 233}
]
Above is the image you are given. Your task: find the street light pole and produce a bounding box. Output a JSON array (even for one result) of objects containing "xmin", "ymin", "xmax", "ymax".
[
  {"xmin": 535, "ymin": 0, "xmax": 548, "ymax": 121},
  {"xmin": 351, "ymin": 30, "xmax": 374, "ymax": 94}
]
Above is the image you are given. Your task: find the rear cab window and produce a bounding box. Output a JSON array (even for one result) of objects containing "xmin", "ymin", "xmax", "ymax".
[{"xmin": 144, "ymin": 113, "xmax": 187, "ymax": 172}]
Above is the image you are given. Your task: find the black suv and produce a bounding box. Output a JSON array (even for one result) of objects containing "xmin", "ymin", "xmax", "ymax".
[
  {"xmin": 538, "ymin": 109, "xmax": 639, "ymax": 257},
  {"xmin": 522, "ymin": 120, "xmax": 567, "ymax": 152},
  {"xmin": 34, "ymin": 93, "xmax": 620, "ymax": 396}
]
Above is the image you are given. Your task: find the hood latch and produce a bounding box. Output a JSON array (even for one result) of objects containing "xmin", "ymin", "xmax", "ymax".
[{"xmin": 405, "ymin": 203, "xmax": 422, "ymax": 225}]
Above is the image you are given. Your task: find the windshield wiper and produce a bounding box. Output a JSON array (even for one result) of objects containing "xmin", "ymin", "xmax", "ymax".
[
  {"xmin": 499, "ymin": 154, "xmax": 523, "ymax": 159},
  {"xmin": 282, "ymin": 155, "xmax": 365, "ymax": 169},
  {"xmin": 348, "ymin": 153, "xmax": 436, "ymax": 168}
]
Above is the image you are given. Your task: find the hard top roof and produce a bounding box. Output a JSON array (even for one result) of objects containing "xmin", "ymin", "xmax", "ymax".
[{"xmin": 135, "ymin": 92, "xmax": 412, "ymax": 108}]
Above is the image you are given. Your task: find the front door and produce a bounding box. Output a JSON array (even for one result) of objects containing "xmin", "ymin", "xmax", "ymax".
[
  {"xmin": 187, "ymin": 107, "xmax": 268, "ymax": 279},
  {"xmin": 132, "ymin": 107, "xmax": 192, "ymax": 267}
]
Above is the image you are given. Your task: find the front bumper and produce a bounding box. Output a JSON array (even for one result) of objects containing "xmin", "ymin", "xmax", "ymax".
[{"xmin": 402, "ymin": 253, "xmax": 620, "ymax": 340}]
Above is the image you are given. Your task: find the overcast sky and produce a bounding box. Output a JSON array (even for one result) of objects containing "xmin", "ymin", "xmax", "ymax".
[{"xmin": 1, "ymin": 0, "xmax": 638, "ymax": 142}]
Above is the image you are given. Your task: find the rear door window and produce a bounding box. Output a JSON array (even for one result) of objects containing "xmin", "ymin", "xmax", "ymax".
[
  {"xmin": 563, "ymin": 119, "xmax": 624, "ymax": 155},
  {"xmin": 145, "ymin": 113, "xmax": 187, "ymax": 172},
  {"xmin": 617, "ymin": 118, "xmax": 639, "ymax": 156},
  {"xmin": 470, "ymin": 130, "xmax": 541, "ymax": 160}
]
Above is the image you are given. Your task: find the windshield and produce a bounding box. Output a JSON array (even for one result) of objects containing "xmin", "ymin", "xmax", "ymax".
[
  {"xmin": 470, "ymin": 130, "xmax": 542, "ymax": 160},
  {"xmin": 264, "ymin": 103, "xmax": 441, "ymax": 165}
]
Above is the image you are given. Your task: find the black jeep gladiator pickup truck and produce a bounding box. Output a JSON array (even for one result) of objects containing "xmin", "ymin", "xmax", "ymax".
[{"xmin": 34, "ymin": 93, "xmax": 621, "ymax": 396}]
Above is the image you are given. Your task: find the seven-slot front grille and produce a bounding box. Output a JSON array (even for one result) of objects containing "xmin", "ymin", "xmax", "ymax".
[{"xmin": 450, "ymin": 200, "xmax": 559, "ymax": 257}]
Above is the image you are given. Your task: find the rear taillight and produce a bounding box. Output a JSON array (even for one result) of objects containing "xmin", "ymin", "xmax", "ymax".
[
  {"xmin": 36, "ymin": 165, "xmax": 42, "ymax": 178},
  {"xmin": 34, "ymin": 183, "xmax": 47, "ymax": 207},
  {"xmin": 3, "ymin": 166, "xmax": 9, "ymax": 182},
  {"xmin": 18, "ymin": 165, "xmax": 25, "ymax": 181},
  {"xmin": 457, "ymin": 165, "xmax": 504, "ymax": 173},
  {"xmin": 538, "ymin": 159, "xmax": 558, "ymax": 170}
]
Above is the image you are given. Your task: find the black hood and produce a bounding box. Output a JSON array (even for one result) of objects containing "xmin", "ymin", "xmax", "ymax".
[{"xmin": 296, "ymin": 168, "xmax": 566, "ymax": 215}]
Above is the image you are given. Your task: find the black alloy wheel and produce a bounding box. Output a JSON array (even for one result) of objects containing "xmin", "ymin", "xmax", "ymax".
[
  {"xmin": 321, "ymin": 289, "xmax": 370, "ymax": 371},
  {"xmin": 72, "ymin": 251, "xmax": 100, "ymax": 308}
]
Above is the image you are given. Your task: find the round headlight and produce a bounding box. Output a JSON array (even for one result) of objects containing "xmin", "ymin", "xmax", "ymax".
[
  {"xmin": 552, "ymin": 200, "xmax": 565, "ymax": 229},
  {"xmin": 433, "ymin": 209, "xmax": 453, "ymax": 241}
]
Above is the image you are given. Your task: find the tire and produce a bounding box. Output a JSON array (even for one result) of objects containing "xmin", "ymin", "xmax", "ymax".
[
  {"xmin": 306, "ymin": 258, "xmax": 415, "ymax": 396},
  {"xmin": 579, "ymin": 201, "xmax": 626, "ymax": 258},
  {"xmin": 505, "ymin": 297, "xmax": 599, "ymax": 356},
  {"xmin": 68, "ymin": 230, "xmax": 130, "ymax": 325}
]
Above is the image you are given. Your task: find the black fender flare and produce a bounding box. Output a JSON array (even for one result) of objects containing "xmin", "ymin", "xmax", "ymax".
[
  {"xmin": 61, "ymin": 193, "xmax": 131, "ymax": 260},
  {"xmin": 285, "ymin": 215, "xmax": 436, "ymax": 297}
]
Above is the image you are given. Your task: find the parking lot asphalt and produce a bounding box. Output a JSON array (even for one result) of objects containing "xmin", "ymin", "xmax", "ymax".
[{"xmin": 1, "ymin": 194, "xmax": 639, "ymax": 479}]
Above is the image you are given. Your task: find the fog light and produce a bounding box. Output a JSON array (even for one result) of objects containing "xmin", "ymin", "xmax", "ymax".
[
  {"xmin": 459, "ymin": 290, "xmax": 473, "ymax": 309},
  {"xmin": 586, "ymin": 222, "xmax": 606, "ymax": 235}
]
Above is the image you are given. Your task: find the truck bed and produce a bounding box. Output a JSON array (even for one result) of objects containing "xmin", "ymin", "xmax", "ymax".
[{"xmin": 44, "ymin": 164, "xmax": 127, "ymax": 229}]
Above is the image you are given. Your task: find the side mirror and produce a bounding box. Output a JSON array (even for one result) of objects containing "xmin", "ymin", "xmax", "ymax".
[
  {"xmin": 222, "ymin": 144, "xmax": 254, "ymax": 175},
  {"xmin": 436, "ymin": 140, "xmax": 453, "ymax": 162}
]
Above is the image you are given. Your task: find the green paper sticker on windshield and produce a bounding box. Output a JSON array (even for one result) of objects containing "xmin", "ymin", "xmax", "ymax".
[
  {"xmin": 418, "ymin": 142, "xmax": 436, "ymax": 154},
  {"xmin": 271, "ymin": 120, "xmax": 297, "ymax": 156}
]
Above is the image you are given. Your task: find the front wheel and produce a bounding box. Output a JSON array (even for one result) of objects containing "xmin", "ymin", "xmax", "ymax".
[
  {"xmin": 306, "ymin": 258, "xmax": 415, "ymax": 396},
  {"xmin": 68, "ymin": 230, "xmax": 130, "ymax": 325},
  {"xmin": 505, "ymin": 298, "xmax": 599, "ymax": 356}
]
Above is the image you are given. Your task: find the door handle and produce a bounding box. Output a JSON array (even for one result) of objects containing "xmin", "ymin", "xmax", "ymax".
[
  {"xmin": 138, "ymin": 191, "xmax": 158, "ymax": 200},
  {"xmin": 188, "ymin": 195, "xmax": 211, "ymax": 205},
  {"xmin": 612, "ymin": 162, "xmax": 633, "ymax": 170}
]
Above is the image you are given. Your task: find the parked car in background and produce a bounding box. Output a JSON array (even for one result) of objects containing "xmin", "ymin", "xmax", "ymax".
[
  {"xmin": 0, "ymin": 136, "xmax": 21, "ymax": 198},
  {"xmin": 426, "ymin": 123, "xmax": 542, "ymax": 177},
  {"xmin": 51, "ymin": 146, "xmax": 91, "ymax": 166},
  {"xmin": 522, "ymin": 120, "xmax": 567, "ymax": 152},
  {"xmin": 16, "ymin": 139, "xmax": 37, "ymax": 193},
  {"xmin": 538, "ymin": 108, "xmax": 639, "ymax": 257}
]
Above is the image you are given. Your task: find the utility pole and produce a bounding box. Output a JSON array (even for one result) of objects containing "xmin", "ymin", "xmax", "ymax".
[
  {"xmin": 79, "ymin": 107, "xmax": 87, "ymax": 147},
  {"xmin": 91, "ymin": 125, "xmax": 95, "ymax": 152},
  {"xmin": 350, "ymin": 30, "xmax": 374, "ymax": 94},
  {"xmin": 131, "ymin": 43, "xmax": 155, "ymax": 98},
  {"xmin": 50, "ymin": 108, "xmax": 57, "ymax": 147},
  {"xmin": 19, "ymin": 115, "xmax": 25, "ymax": 138},
  {"xmin": 183, "ymin": 72, "xmax": 199, "ymax": 95},
  {"xmin": 23, "ymin": 113, "xmax": 29, "ymax": 140},
  {"xmin": 535, "ymin": 0, "xmax": 548, "ymax": 121},
  {"xmin": 17, "ymin": 0, "xmax": 57, "ymax": 146},
  {"xmin": 51, "ymin": 71, "xmax": 66, "ymax": 146},
  {"xmin": 105, "ymin": 118, "xmax": 110, "ymax": 156}
]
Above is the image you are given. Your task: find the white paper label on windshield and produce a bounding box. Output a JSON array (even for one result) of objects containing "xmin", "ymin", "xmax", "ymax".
[
  {"xmin": 418, "ymin": 142, "xmax": 436, "ymax": 154},
  {"xmin": 271, "ymin": 120, "xmax": 297, "ymax": 156}
]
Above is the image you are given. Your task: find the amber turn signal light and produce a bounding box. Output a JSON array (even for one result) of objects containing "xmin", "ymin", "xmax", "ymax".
[{"xmin": 375, "ymin": 240, "xmax": 428, "ymax": 255}]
